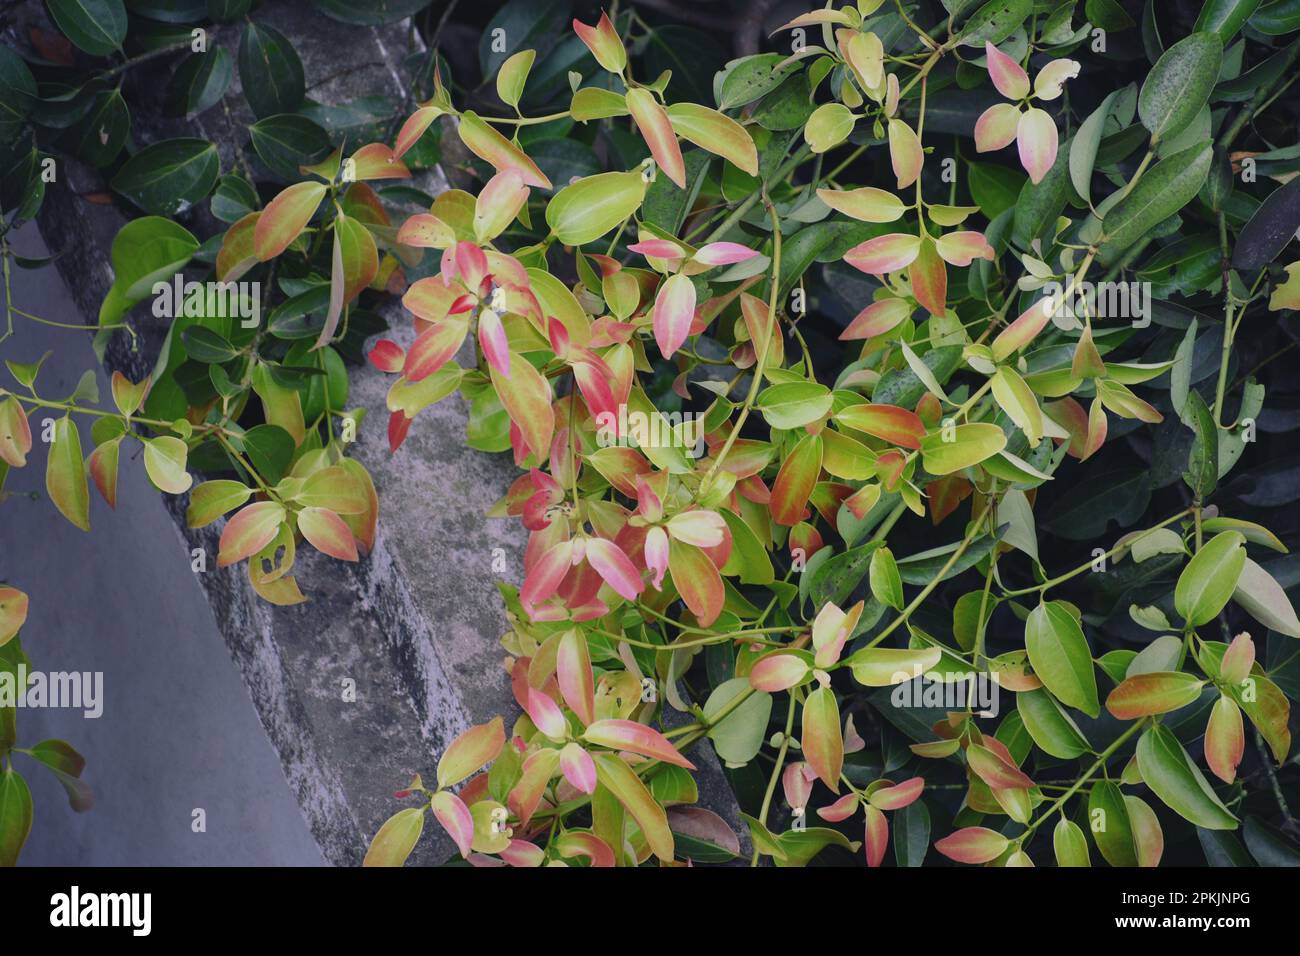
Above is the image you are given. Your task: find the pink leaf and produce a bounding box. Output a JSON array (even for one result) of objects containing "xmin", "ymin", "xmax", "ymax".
[
  {"xmin": 652, "ymin": 272, "xmax": 697, "ymax": 358},
  {"xmin": 582, "ymin": 718, "xmax": 696, "ymax": 769},
  {"xmin": 693, "ymin": 242, "xmax": 759, "ymax": 266},
  {"xmin": 629, "ymin": 239, "xmax": 686, "ymax": 260},
  {"xmin": 1017, "ymin": 108, "xmax": 1058, "ymax": 185},
  {"xmin": 864, "ymin": 805, "xmax": 889, "ymax": 867},
  {"xmin": 526, "ymin": 687, "xmax": 568, "ymax": 741},
  {"xmin": 818, "ymin": 792, "xmax": 860, "ymax": 823},
  {"xmin": 560, "ymin": 742, "xmax": 598, "ymax": 793},
  {"xmin": 478, "ymin": 308, "xmax": 511, "ymax": 378},
  {"xmin": 935, "ymin": 231, "xmax": 996, "ymax": 267},
  {"xmin": 430, "ymin": 791, "xmax": 474, "ymax": 858},
  {"xmin": 840, "ymin": 298, "xmax": 913, "ymax": 340},
  {"xmin": 644, "ymin": 525, "xmax": 670, "ymax": 590},
  {"xmin": 843, "ymin": 233, "xmax": 922, "ymax": 275},
  {"xmin": 584, "ymin": 536, "xmax": 645, "ymax": 601},
  {"xmin": 984, "ymin": 42, "xmax": 1029, "ymax": 99},
  {"xmin": 521, "ymin": 539, "xmax": 575, "ymax": 609},
  {"xmin": 974, "ymin": 103, "xmax": 1021, "ymax": 153},
  {"xmin": 367, "ymin": 339, "xmax": 405, "ymax": 372}
]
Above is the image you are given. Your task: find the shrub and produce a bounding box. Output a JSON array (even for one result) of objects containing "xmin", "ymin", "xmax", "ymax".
[{"xmin": 3, "ymin": 0, "xmax": 1300, "ymax": 868}]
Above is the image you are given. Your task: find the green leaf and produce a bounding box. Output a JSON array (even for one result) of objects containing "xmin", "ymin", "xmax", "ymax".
[
  {"xmin": 164, "ymin": 49, "xmax": 234, "ymax": 118},
  {"xmin": 717, "ymin": 53, "xmax": 798, "ymax": 110},
  {"xmin": 0, "ymin": 768, "xmax": 33, "ymax": 866},
  {"xmin": 1025, "ymin": 601, "xmax": 1099, "ymax": 717},
  {"xmin": 46, "ymin": 0, "xmax": 126, "ymax": 56},
  {"xmin": 805, "ymin": 103, "xmax": 855, "ymax": 154},
  {"xmin": 1232, "ymin": 557, "xmax": 1300, "ymax": 638},
  {"xmin": 869, "ymin": 547, "xmax": 904, "ymax": 610},
  {"xmin": 46, "ymin": 416, "xmax": 90, "ymax": 531},
  {"xmin": 703, "ymin": 678, "xmax": 772, "ymax": 767},
  {"xmin": 1136, "ymin": 724, "xmax": 1238, "ymax": 830},
  {"xmin": 545, "ymin": 170, "xmax": 647, "ymax": 246},
  {"xmin": 1089, "ymin": 780, "xmax": 1139, "ymax": 867},
  {"xmin": 1099, "ymin": 144, "xmax": 1212, "ymax": 264},
  {"xmin": 1232, "ymin": 176, "xmax": 1300, "ymax": 270},
  {"xmin": 893, "ymin": 799, "xmax": 930, "ymax": 866},
  {"xmin": 237, "ymin": 22, "xmax": 305, "ymax": 119},
  {"xmin": 958, "ymin": 0, "xmax": 1033, "ymax": 46},
  {"xmin": 249, "ymin": 114, "xmax": 332, "ymax": 181},
  {"xmin": 1181, "ymin": 388, "xmax": 1218, "ymax": 497},
  {"xmin": 1016, "ymin": 687, "xmax": 1091, "ymax": 758},
  {"xmin": 361, "ymin": 806, "xmax": 425, "ymax": 866},
  {"xmin": 142, "ymin": 436, "xmax": 193, "ymax": 495},
  {"xmin": 1054, "ymin": 816, "xmax": 1091, "ymax": 866},
  {"xmin": 920, "ymin": 422, "xmax": 1007, "ymax": 475},
  {"xmin": 111, "ymin": 138, "xmax": 220, "ymax": 216},
  {"xmin": 756, "ymin": 382, "xmax": 833, "ymax": 430},
  {"xmin": 1070, "ymin": 89, "xmax": 1120, "ymax": 205},
  {"xmin": 1252, "ymin": 0, "xmax": 1300, "ymax": 34},
  {"xmin": 71, "ymin": 89, "xmax": 129, "ymax": 167},
  {"xmin": 1194, "ymin": 0, "xmax": 1265, "ymax": 40},
  {"xmin": 1174, "ymin": 531, "xmax": 1245, "ymax": 626},
  {"xmin": 1138, "ymin": 32, "xmax": 1223, "ymax": 145}
]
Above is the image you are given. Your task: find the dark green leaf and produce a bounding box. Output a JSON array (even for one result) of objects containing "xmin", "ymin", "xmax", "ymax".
[
  {"xmin": 1138, "ymin": 32, "xmax": 1222, "ymax": 145},
  {"xmin": 112, "ymin": 138, "xmax": 220, "ymax": 215},
  {"xmin": 238, "ymin": 22, "xmax": 305, "ymax": 119},
  {"xmin": 1232, "ymin": 176, "xmax": 1300, "ymax": 270},
  {"xmin": 47, "ymin": 0, "xmax": 127, "ymax": 56},
  {"xmin": 164, "ymin": 49, "xmax": 234, "ymax": 117},
  {"xmin": 249, "ymin": 113, "xmax": 332, "ymax": 180}
]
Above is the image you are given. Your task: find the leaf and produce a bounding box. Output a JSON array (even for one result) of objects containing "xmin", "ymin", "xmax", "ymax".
[
  {"xmin": 495, "ymin": 49, "xmax": 535, "ymax": 109},
  {"xmin": 1194, "ymin": 0, "xmax": 1265, "ymax": 40},
  {"xmin": 111, "ymin": 139, "xmax": 220, "ymax": 216},
  {"xmin": 1174, "ymin": 531, "xmax": 1245, "ymax": 626},
  {"xmin": 920, "ymin": 423, "xmax": 1007, "ymax": 475},
  {"xmin": 1099, "ymin": 144, "xmax": 1212, "ymax": 264},
  {"xmin": 46, "ymin": 0, "xmax": 126, "ymax": 56},
  {"xmin": 1025, "ymin": 601, "xmax": 1099, "ymax": 717},
  {"xmin": 1016, "ymin": 687, "xmax": 1091, "ymax": 758},
  {"xmin": 297, "ymin": 506, "xmax": 358, "ymax": 562},
  {"xmin": 805, "ymin": 103, "xmax": 856, "ymax": 154},
  {"xmin": 0, "ymin": 587, "xmax": 29, "ymax": 647},
  {"xmin": 1232, "ymin": 557, "xmax": 1300, "ymax": 638},
  {"xmin": 491, "ymin": 353, "xmax": 553, "ymax": 460},
  {"xmin": 1232, "ymin": 176, "xmax": 1300, "ymax": 270},
  {"xmin": 869, "ymin": 547, "xmax": 904, "ymax": 610},
  {"xmin": 593, "ymin": 753, "xmax": 674, "ymax": 862},
  {"xmin": 1071, "ymin": 89, "xmax": 1120, "ymax": 204},
  {"xmin": 703, "ymin": 678, "xmax": 772, "ymax": 766},
  {"xmin": 457, "ymin": 111, "xmax": 550, "ymax": 189},
  {"xmin": 1105, "ymin": 671, "xmax": 1205, "ymax": 720},
  {"xmin": 164, "ymin": 49, "xmax": 234, "ymax": 118},
  {"xmin": 1138, "ymin": 32, "xmax": 1223, "ymax": 145},
  {"xmin": 238, "ymin": 22, "xmax": 305, "ymax": 119},
  {"xmin": 846, "ymin": 646, "xmax": 942, "ymax": 686},
  {"xmin": 0, "ymin": 768, "xmax": 33, "ymax": 867},
  {"xmin": 545, "ymin": 170, "xmax": 647, "ymax": 246},
  {"xmin": 959, "ymin": 0, "xmax": 1033, "ymax": 45},
  {"xmin": 934, "ymin": 826, "xmax": 1009, "ymax": 863},
  {"xmin": 437, "ymin": 717, "xmax": 505, "ymax": 790},
  {"xmin": 362, "ymin": 807, "xmax": 425, "ymax": 867},
  {"xmin": 46, "ymin": 416, "xmax": 89, "ymax": 531},
  {"xmin": 142, "ymin": 435, "xmax": 192, "ymax": 494},
  {"xmin": 801, "ymin": 686, "xmax": 844, "ymax": 791},
  {"xmin": 665, "ymin": 103, "xmax": 758, "ymax": 176},
  {"xmin": 757, "ymin": 382, "xmax": 833, "ymax": 430},
  {"xmin": 249, "ymin": 114, "xmax": 331, "ymax": 180},
  {"xmin": 1089, "ymin": 780, "xmax": 1138, "ymax": 867},
  {"xmin": 186, "ymin": 479, "xmax": 252, "ymax": 528},
  {"xmin": 894, "ymin": 799, "xmax": 930, "ymax": 866},
  {"xmin": 254, "ymin": 181, "xmax": 327, "ymax": 260},
  {"xmin": 582, "ymin": 719, "xmax": 695, "ymax": 769},
  {"xmin": 1136, "ymin": 723, "xmax": 1238, "ymax": 830},
  {"xmin": 1054, "ymin": 817, "xmax": 1091, "ymax": 866}
]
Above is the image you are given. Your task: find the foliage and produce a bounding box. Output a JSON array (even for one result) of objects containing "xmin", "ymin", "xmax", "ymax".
[{"xmin": 3, "ymin": 0, "xmax": 1300, "ymax": 868}]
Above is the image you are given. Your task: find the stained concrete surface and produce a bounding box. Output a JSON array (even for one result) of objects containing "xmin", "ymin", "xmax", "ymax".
[{"xmin": 2, "ymin": 222, "xmax": 326, "ymax": 866}]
